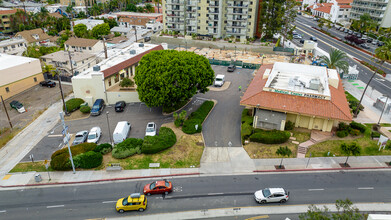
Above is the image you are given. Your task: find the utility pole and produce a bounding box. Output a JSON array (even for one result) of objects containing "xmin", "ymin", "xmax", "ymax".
[
  {"xmin": 67, "ymin": 50, "xmax": 75, "ymax": 76},
  {"xmin": 378, "ymin": 95, "xmax": 389, "ymax": 126},
  {"xmin": 1, "ymin": 95, "xmax": 12, "ymax": 130},
  {"xmin": 55, "ymin": 62, "xmax": 68, "ymax": 115},
  {"xmin": 59, "ymin": 112, "xmax": 76, "ymax": 174},
  {"xmin": 102, "ymin": 37, "xmax": 108, "ymax": 59}
]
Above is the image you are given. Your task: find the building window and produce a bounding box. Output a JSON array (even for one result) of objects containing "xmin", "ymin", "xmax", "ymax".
[
  {"xmin": 11, "ymin": 45, "xmax": 15, "ymax": 49},
  {"xmin": 34, "ymin": 77, "xmax": 37, "ymax": 82},
  {"xmin": 89, "ymin": 47, "xmax": 92, "ymax": 50},
  {"xmin": 83, "ymin": 47, "xmax": 86, "ymax": 50},
  {"xmin": 72, "ymin": 46, "xmax": 75, "ymax": 48},
  {"xmin": 114, "ymin": 74, "xmax": 119, "ymax": 83},
  {"xmin": 5, "ymin": 87, "xmax": 9, "ymax": 93},
  {"xmin": 108, "ymin": 79, "xmax": 112, "ymax": 86},
  {"xmin": 249, "ymin": 15, "xmax": 251, "ymax": 18},
  {"xmin": 198, "ymin": 26, "xmax": 200, "ymax": 29},
  {"xmin": 249, "ymin": 22, "xmax": 251, "ymax": 25},
  {"xmin": 250, "ymin": 1, "xmax": 253, "ymax": 5}
]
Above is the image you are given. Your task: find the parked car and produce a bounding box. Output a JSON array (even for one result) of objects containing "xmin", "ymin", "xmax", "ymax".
[
  {"xmin": 115, "ymin": 101, "xmax": 126, "ymax": 112},
  {"xmin": 254, "ymin": 188, "xmax": 289, "ymax": 204},
  {"xmin": 145, "ymin": 122, "xmax": 157, "ymax": 136},
  {"xmin": 313, "ymin": 17, "xmax": 319, "ymax": 21},
  {"xmin": 293, "ymin": 34, "xmax": 302, "ymax": 39},
  {"xmin": 357, "ymin": 33, "xmax": 362, "ymax": 38},
  {"xmin": 116, "ymin": 193, "xmax": 147, "ymax": 213},
  {"xmin": 91, "ymin": 99, "xmax": 105, "ymax": 116},
  {"xmin": 113, "ymin": 121, "xmax": 131, "ymax": 144},
  {"xmin": 227, "ymin": 65, "xmax": 236, "ymax": 72},
  {"xmin": 348, "ymin": 30, "xmax": 353, "ymax": 35},
  {"xmin": 144, "ymin": 36, "xmax": 151, "ymax": 42},
  {"xmin": 299, "ymin": 39, "xmax": 305, "ymax": 44},
  {"xmin": 372, "ymin": 39, "xmax": 378, "ymax": 45},
  {"xmin": 340, "ymin": 27, "xmax": 345, "ymax": 32},
  {"xmin": 344, "ymin": 29, "xmax": 349, "ymax": 33},
  {"xmin": 87, "ymin": 127, "xmax": 102, "ymax": 143},
  {"xmin": 360, "ymin": 43, "xmax": 370, "ymax": 49},
  {"xmin": 39, "ymin": 80, "xmax": 56, "ymax": 88},
  {"xmin": 72, "ymin": 130, "xmax": 89, "ymax": 145},
  {"xmin": 143, "ymin": 180, "xmax": 173, "ymax": 195},
  {"xmin": 10, "ymin": 100, "xmax": 26, "ymax": 113},
  {"xmin": 336, "ymin": 26, "xmax": 342, "ymax": 30},
  {"xmin": 309, "ymin": 36, "xmax": 317, "ymax": 42},
  {"xmin": 214, "ymin": 74, "xmax": 225, "ymax": 87},
  {"xmin": 362, "ymin": 35, "xmax": 368, "ymax": 40},
  {"xmin": 378, "ymin": 41, "xmax": 384, "ymax": 47}
]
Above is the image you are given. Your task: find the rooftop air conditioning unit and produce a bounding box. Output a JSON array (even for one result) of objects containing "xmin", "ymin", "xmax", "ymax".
[
  {"xmin": 129, "ymin": 50, "xmax": 136, "ymax": 54},
  {"xmin": 93, "ymin": 65, "xmax": 100, "ymax": 71},
  {"xmin": 139, "ymin": 43, "xmax": 144, "ymax": 47},
  {"xmin": 309, "ymin": 78, "xmax": 320, "ymax": 90}
]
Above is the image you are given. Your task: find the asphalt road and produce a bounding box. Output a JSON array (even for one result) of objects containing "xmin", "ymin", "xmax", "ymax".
[
  {"xmin": 294, "ymin": 16, "xmax": 391, "ymax": 98},
  {"xmin": 0, "ymin": 171, "xmax": 390, "ymax": 219}
]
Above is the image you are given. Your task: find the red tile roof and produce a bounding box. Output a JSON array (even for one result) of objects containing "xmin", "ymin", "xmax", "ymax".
[
  {"xmin": 102, "ymin": 45, "xmax": 164, "ymax": 78},
  {"xmin": 0, "ymin": 9, "xmax": 17, "ymax": 15},
  {"xmin": 314, "ymin": 5, "xmax": 332, "ymax": 14},
  {"xmin": 336, "ymin": 0, "xmax": 353, "ymax": 4},
  {"xmin": 240, "ymin": 64, "xmax": 352, "ymax": 122},
  {"xmin": 340, "ymin": 5, "xmax": 352, "ymax": 8}
]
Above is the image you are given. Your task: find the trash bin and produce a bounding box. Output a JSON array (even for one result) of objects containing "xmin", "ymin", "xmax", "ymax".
[{"xmin": 35, "ymin": 174, "xmax": 42, "ymax": 182}]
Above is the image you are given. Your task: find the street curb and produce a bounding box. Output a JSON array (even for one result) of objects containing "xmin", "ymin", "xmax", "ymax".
[
  {"xmin": 0, "ymin": 172, "xmax": 200, "ymax": 188},
  {"xmin": 253, "ymin": 166, "xmax": 391, "ymax": 173}
]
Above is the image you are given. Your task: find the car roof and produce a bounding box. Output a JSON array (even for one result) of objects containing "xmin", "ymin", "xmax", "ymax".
[
  {"xmin": 128, "ymin": 193, "xmax": 144, "ymax": 202},
  {"xmin": 76, "ymin": 130, "xmax": 88, "ymax": 135},
  {"xmin": 90, "ymin": 127, "xmax": 100, "ymax": 133},
  {"xmin": 216, "ymin": 74, "xmax": 225, "ymax": 78},
  {"xmin": 267, "ymin": 188, "xmax": 285, "ymax": 194},
  {"xmin": 155, "ymin": 180, "xmax": 169, "ymax": 186}
]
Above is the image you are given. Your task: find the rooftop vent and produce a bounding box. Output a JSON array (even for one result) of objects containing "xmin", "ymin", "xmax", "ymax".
[
  {"xmin": 309, "ymin": 78, "xmax": 320, "ymax": 91},
  {"xmin": 93, "ymin": 65, "xmax": 100, "ymax": 71},
  {"xmin": 139, "ymin": 43, "xmax": 144, "ymax": 47},
  {"xmin": 129, "ymin": 50, "xmax": 136, "ymax": 54}
]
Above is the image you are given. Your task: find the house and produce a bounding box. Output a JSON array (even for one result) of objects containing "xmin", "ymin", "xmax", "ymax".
[
  {"xmin": 72, "ymin": 19, "xmax": 104, "ymax": 30},
  {"xmin": 114, "ymin": 12, "xmax": 163, "ymax": 23},
  {"xmin": 15, "ymin": 28, "xmax": 55, "ymax": 46},
  {"xmin": 71, "ymin": 43, "xmax": 167, "ymax": 105},
  {"xmin": 0, "ymin": 9, "xmax": 17, "ymax": 34},
  {"xmin": 240, "ymin": 62, "xmax": 352, "ymax": 132},
  {"xmin": 64, "ymin": 38, "xmax": 104, "ymax": 54},
  {"xmin": 118, "ymin": 17, "xmax": 151, "ymax": 29},
  {"xmin": 49, "ymin": 12, "xmax": 64, "ymax": 19},
  {"xmin": 0, "ymin": 53, "xmax": 44, "ymax": 100},
  {"xmin": 0, "ymin": 36, "xmax": 27, "ymax": 55},
  {"xmin": 41, "ymin": 51, "xmax": 99, "ymax": 76},
  {"xmin": 307, "ymin": 0, "xmax": 352, "ymax": 23}
]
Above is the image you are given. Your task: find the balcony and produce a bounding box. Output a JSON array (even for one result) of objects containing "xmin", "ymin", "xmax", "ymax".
[
  {"xmin": 166, "ymin": 0, "xmax": 184, "ymax": 4},
  {"xmin": 187, "ymin": 1, "xmax": 197, "ymax": 6},
  {"xmin": 208, "ymin": 29, "xmax": 218, "ymax": 34},
  {"xmin": 209, "ymin": 9, "xmax": 219, "ymax": 14},
  {"xmin": 186, "ymin": 15, "xmax": 197, "ymax": 19},
  {"xmin": 187, "ymin": 28, "xmax": 196, "ymax": 33},
  {"xmin": 209, "ymin": 15, "xmax": 219, "ymax": 20},
  {"xmin": 166, "ymin": 13, "xmax": 184, "ymax": 17},
  {"xmin": 227, "ymin": 23, "xmax": 247, "ymax": 28},
  {"xmin": 226, "ymin": 30, "xmax": 246, "ymax": 36},
  {"xmin": 167, "ymin": 7, "xmax": 183, "ymax": 11},
  {"xmin": 186, "ymin": 8, "xmax": 196, "ymax": 12},
  {"xmin": 208, "ymin": 22, "xmax": 219, "ymax": 27},
  {"xmin": 227, "ymin": 16, "xmax": 248, "ymax": 21},
  {"xmin": 167, "ymin": 19, "xmax": 185, "ymax": 23},
  {"xmin": 227, "ymin": 2, "xmax": 249, "ymax": 7},
  {"xmin": 187, "ymin": 20, "xmax": 197, "ymax": 26}
]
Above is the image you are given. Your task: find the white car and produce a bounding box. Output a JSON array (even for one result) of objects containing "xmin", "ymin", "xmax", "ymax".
[
  {"xmin": 254, "ymin": 188, "xmax": 289, "ymax": 204},
  {"xmin": 87, "ymin": 127, "xmax": 102, "ymax": 143},
  {"xmin": 214, "ymin": 74, "xmax": 225, "ymax": 87},
  {"xmin": 145, "ymin": 122, "xmax": 157, "ymax": 136},
  {"xmin": 293, "ymin": 34, "xmax": 302, "ymax": 39}
]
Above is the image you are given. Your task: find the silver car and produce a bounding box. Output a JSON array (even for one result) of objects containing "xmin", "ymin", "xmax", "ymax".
[
  {"xmin": 145, "ymin": 122, "xmax": 157, "ymax": 136},
  {"xmin": 72, "ymin": 130, "xmax": 89, "ymax": 145},
  {"xmin": 254, "ymin": 188, "xmax": 289, "ymax": 204}
]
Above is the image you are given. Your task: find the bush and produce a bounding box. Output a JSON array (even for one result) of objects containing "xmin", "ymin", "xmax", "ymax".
[
  {"xmin": 182, "ymin": 119, "xmax": 202, "ymax": 134},
  {"xmin": 349, "ymin": 121, "xmax": 366, "ymax": 133},
  {"xmin": 182, "ymin": 101, "xmax": 214, "ymax": 134},
  {"xmin": 284, "ymin": 121, "xmax": 294, "ymax": 130},
  {"xmin": 50, "ymin": 153, "xmax": 71, "ymax": 171},
  {"xmin": 80, "ymin": 106, "xmax": 91, "ymax": 113},
  {"xmin": 349, "ymin": 129, "xmax": 360, "ymax": 136},
  {"xmin": 241, "ymin": 109, "xmax": 253, "ymax": 125},
  {"xmin": 241, "ymin": 123, "xmax": 253, "ymax": 143},
  {"xmin": 50, "ymin": 143, "xmax": 97, "ymax": 170},
  {"xmin": 65, "ymin": 98, "xmax": 84, "ymax": 112},
  {"xmin": 94, "ymin": 143, "xmax": 112, "ymax": 154},
  {"xmin": 336, "ymin": 130, "xmax": 349, "ymax": 138},
  {"xmin": 119, "ymin": 77, "xmax": 134, "ymax": 88},
  {"xmin": 142, "ymin": 127, "xmax": 176, "ymax": 154},
  {"xmin": 112, "ymin": 138, "xmax": 143, "ymax": 159},
  {"xmin": 338, "ymin": 122, "xmax": 349, "ymax": 131},
  {"xmin": 73, "ymin": 151, "xmax": 103, "ymax": 169},
  {"xmin": 371, "ymin": 131, "xmax": 381, "ymax": 139},
  {"xmin": 249, "ymin": 129, "xmax": 290, "ymax": 144}
]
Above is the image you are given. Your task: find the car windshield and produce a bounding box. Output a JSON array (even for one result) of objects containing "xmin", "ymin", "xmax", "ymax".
[
  {"xmin": 122, "ymin": 198, "xmax": 129, "ymax": 206},
  {"xmin": 92, "ymin": 106, "xmax": 100, "ymax": 111},
  {"xmin": 75, "ymin": 135, "xmax": 83, "ymax": 138},
  {"xmin": 262, "ymin": 189, "xmax": 271, "ymax": 197},
  {"xmin": 88, "ymin": 133, "xmax": 96, "ymax": 139},
  {"xmin": 150, "ymin": 182, "xmax": 156, "ymax": 189},
  {"xmin": 215, "ymin": 78, "xmax": 222, "ymax": 81},
  {"xmin": 146, "ymin": 127, "xmax": 154, "ymax": 132},
  {"xmin": 165, "ymin": 181, "xmax": 170, "ymax": 187}
]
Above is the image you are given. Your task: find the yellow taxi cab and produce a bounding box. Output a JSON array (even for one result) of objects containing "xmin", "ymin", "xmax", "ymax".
[{"xmin": 116, "ymin": 193, "xmax": 147, "ymax": 213}]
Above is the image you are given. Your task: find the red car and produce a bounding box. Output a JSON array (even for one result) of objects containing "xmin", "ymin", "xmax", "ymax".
[{"xmin": 143, "ymin": 180, "xmax": 172, "ymax": 195}]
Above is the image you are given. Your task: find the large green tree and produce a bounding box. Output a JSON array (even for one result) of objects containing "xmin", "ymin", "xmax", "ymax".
[
  {"xmin": 73, "ymin": 23, "xmax": 88, "ymax": 38},
  {"xmin": 91, "ymin": 23, "xmax": 110, "ymax": 39},
  {"xmin": 299, "ymin": 199, "xmax": 364, "ymax": 220},
  {"xmin": 320, "ymin": 48, "xmax": 349, "ymax": 74},
  {"xmin": 134, "ymin": 50, "xmax": 214, "ymax": 109}
]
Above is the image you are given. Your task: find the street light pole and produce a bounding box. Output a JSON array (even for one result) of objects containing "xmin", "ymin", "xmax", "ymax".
[
  {"xmin": 55, "ymin": 62, "xmax": 68, "ymax": 115},
  {"xmin": 378, "ymin": 95, "xmax": 389, "ymax": 126},
  {"xmin": 106, "ymin": 111, "xmax": 113, "ymax": 145}
]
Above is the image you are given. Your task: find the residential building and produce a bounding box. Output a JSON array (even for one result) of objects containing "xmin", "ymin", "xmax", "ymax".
[
  {"xmin": 64, "ymin": 38, "xmax": 105, "ymax": 54},
  {"xmin": 308, "ymin": 0, "xmax": 352, "ymax": 23},
  {"xmin": 49, "ymin": 12, "xmax": 64, "ymax": 19},
  {"xmin": 0, "ymin": 37, "xmax": 27, "ymax": 55},
  {"xmin": 0, "ymin": 9, "xmax": 17, "ymax": 34},
  {"xmin": 15, "ymin": 28, "xmax": 56, "ymax": 46},
  {"xmin": 240, "ymin": 62, "xmax": 352, "ymax": 132},
  {"xmin": 118, "ymin": 17, "xmax": 151, "ymax": 29},
  {"xmin": 71, "ymin": 43, "xmax": 166, "ymax": 105},
  {"xmin": 146, "ymin": 19, "xmax": 163, "ymax": 33},
  {"xmin": 41, "ymin": 51, "xmax": 99, "ymax": 76},
  {"xmin": 350, "ymin": 0, "xmax": 391, "ymax": 27},
  {"xmin": 162, "ymin": 0, "xmax": 259, "ymax": 42},
  {"xmin": 0, "ymin": 53, "xmax": 44, "ymax": 100},
  {"xmin": 114, "ymin": 12, "xmax": 163, "ymax": 23},
  {"xmin": 72, "ymin": 19, "xmax": 104, "ymax": 30},
  {"xmin": 60, "ymin": 0, "xmax": 109, "ymax": 6}
]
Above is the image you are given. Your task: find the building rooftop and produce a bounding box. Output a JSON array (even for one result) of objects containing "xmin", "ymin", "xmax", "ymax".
[
  {"xmin": 0, "ymin": 37, "xmax": 25, "ymax": 47},
  {"xmin": 41, "ymin": 50, "xmax": 96, "ymax": 62},
  {"xmin": 118, "ymin": 17, "xmax": 151, "ymax": 26},
  {"xmin": 65, "ymin": 37, "xmax": 100, "ymax": 47},
  {"xmin": 0, "ymin": 53, "xmax": 40, "ymax": 86},
  {"xmin": 0, "ymin": 9, "xmax": 17, "ymax": 15},
  {"xmin": 114, "ymin": 12, "xmax": 162, "ymax": 17},
  {"xmin": 15, "ymin": 28, "xmax": 53, "ymax": 44}
]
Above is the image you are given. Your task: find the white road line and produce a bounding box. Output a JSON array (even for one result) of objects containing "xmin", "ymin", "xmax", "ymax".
[
  {"xmin": 358, "ymin": 187, "xmax": 374, "ymax": 190},
  {"xmin": 308, "ymin": 189, "xmax": 324, "ymax": 191},
  {"xmin": 48, "ymin": 134, "xmax": 63, "ymax": 137},
  {"xmin": 102, "ymin": 201, "xmax": 116, "ymax": 204},
  {"xmin": 46, "ymin": 205, "xmax": 65, "ymax": 208},
  {"xmin": 0, "ymin": 210, "xmax": 6, "ymax": 213},
  {"xmin": 208, "ymin": 193, "xmax": 224, "ymax": 195}
]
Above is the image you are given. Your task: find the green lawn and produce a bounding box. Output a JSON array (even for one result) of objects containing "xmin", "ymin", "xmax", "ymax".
[{"xmin": 11, "ymin": 161, "xmax": 53, "ymax": 173}]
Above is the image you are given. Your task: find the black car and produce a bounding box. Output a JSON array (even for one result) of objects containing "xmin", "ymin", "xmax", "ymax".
[
  {"xmin": 227, "ymin": 65, "xmax": 236, "ymax": 72},
  {"xmin": 40, "ymin": 80, "xmax": 56, "ymax": 88},
  {"xmin": 367, "ymin": 38, "xmax": 373, "ymax": 43},
  {"xmin": 144, "ymin": 36, "xmax": 151, "ymax": 42},
  {"xmin": 378, "ymin": 41, "xmax": 384, "ymax": 47},
  {"xmin": 309, "ymin": 36, "xmax": 317, "ymax": 42},
  {"xmin": 300, "ymin": 39, "xmax": 305, "ymax": 44},
  {"xmin": 115, "ymin": 101, "xmax": 126, "ymax": 112}
]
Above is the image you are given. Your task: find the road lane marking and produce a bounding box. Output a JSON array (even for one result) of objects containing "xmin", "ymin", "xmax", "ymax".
[
  {"xmin": 208, "ymin": 193, "xmax": 224, "ymax": 195},
  {"xmin": 0, "ymin": 210, "xmax": 6, "ymax": 213},
  {"xmin": 48, "ymin": 134, "xmax": 63, "ymax": 137},
  {"xmin": 308, "ymin": 189, "xmax": 324, "ymax": 191},
  {"xmin": 246, "ymin": 215, "xmax": 269, "ymax": 220},
  {"xmin": 2, "ymin": 174, "xmax": 11, "ymax": 180},
  {"xmin": 102, "ymin": 201, "xmax": 116, "ymax": 204},
  {"xmin": 358, "ymin": 187, "xmax": 374, "ymax": 190},
  {"xmin": 47, "ymin": 205, "xmax": 65, "ymax": 208}
]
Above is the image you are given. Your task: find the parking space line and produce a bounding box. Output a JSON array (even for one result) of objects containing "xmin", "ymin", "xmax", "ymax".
[
  {"xmin": 308, "ymin": 189, "xmax": 324, "ymax": 191},
  {"xmin": 102, "ymin": 201, "xmax": 116, "ymax": 204},
  {"xmin": 358, "ymin": 187, "xmax": 374, "ymax": 190},
  {"xmin": 0, "ymin": 210, "xmax": 6, "ymax": 213},
  {"xmin": 48, "ymin": 134, "xmax": 63, "ymax": 137},
  {"xmin": 47, "ymin": 205, "xmax": 65, "ymax": 208}
]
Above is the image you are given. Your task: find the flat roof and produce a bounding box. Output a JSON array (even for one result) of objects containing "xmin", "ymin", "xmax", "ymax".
[
  {"xmin": 41, "ymin": 50, "xmax": 96, "ymax": 62},
  {"xmin": 0, "ymin": 37, "xmax": 25, "ymax": 47},
  {"xmin": 114, "ymin": 12, "xmax": 162, "ymax": 17},
  {"xmin": 0, "ymin": 53, "xmax": 38, "ymax": 71}
]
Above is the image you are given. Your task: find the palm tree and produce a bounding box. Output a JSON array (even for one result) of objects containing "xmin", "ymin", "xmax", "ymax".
[
  {"xmin": 340, "ymin": 142, "xmax": 361, "ymax": 166},
  {"xmin": 354, "ymin": 39, "xmax": 391, "ymax": 117},
  {"xmin": 319, "ymin": 48, "xmax": 349, "ymax": 74},
  {"xmin": 276, "ymin": 146, "xmax": 292, "ymax": 168}
]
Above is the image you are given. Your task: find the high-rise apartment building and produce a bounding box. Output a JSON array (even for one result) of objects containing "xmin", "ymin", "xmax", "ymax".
[
  {"xmin": 162, "ymin": 0, "xmax": 259, "ymax": 42},
  {"xmin": 350, "ymin": 0, "xmax": 391, "ymax": 28}
]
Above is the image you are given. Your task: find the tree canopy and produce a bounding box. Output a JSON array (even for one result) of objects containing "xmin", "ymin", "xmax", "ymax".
[
  {"xmin": 73, "ymin": 24, "xmax": 88, "ymax": 38},
  {"xmin": 134, "ymin": 50, "xmax": 215, "ymax": 109},
  {"xmin": 91, "ymin": 23, "xmax": 110, "ymax": 39},
  {"xmin": 320, "ymin": 48, "xmax": 349, "ymax": 74}
]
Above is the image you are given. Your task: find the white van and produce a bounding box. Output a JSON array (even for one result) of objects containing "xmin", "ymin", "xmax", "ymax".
[
  {"xmin": 214, "ymin": 74, "xmax": 225, "ymax": 87},
  {"xmin": 113, "ymin": 121, "xmax": 131, "ymax": 144}
]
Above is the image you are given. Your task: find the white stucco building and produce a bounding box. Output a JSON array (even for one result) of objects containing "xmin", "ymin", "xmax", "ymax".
[
  {"xmin": 64, "ymin": 38, "xmax": 105, "ymax": 54},
  {"xmin": 73, "ymin": 19, "xmax": 105, "ymax": 30},
  {"xmin": 0, "ymin": 37, "xmax": 27, "ymax": 56},
  {"xmin": 308, "ymin": 0, "xmax": 352, "ymax": 23}
]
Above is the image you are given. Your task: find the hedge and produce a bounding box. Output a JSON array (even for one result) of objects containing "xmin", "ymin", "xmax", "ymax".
[
  {"xmin": 112, "ymin": 138, "xmax": 143, "ymax": 159},
  {"xmin": 73, "ymin": 151, "xmax": 103, "ymax": 169},
  {"xmin": 241, "ymin": 123, "xmax": 253, "ymax": 141},
  {"xmin": 80, "ymin": 106, "xmax": 91, "ymax": 113},
  {"xmin": 142, "ymin": 127, "xmax": 176, "ymax": 154},
  {"xmin": 94, "ymin": 143, "xmax": 112, "ymax": 154},
  {"xmin": 336, "ymin": 130, "xmax": 348, "ymax": 138},
  {"xmin": 349, "ymin": 121, "xmax": 366, "ymax": 133},
  {"xmin": 182, "ymin": 100, "xmax": 214, "ymax": 134},
  {"xmin": 284, "ymin": 121, "xmax": 294, "ymax": 130},
  {"xmin": 241, "ymin": 109, "xmax": 253, "ymax": 125},
  {"xmin": 65, "ymin": 98, "xmax": 84, "ymax": 112},
  {"xmin": 50, "ymin": 143, "xmax": 97, "ymax": 170},
  {"xmin": 249, "ymin": 129, "xmax": 290, "ymax": 144}
]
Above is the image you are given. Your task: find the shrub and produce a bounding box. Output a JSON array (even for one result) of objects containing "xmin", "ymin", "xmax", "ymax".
[
  {"xmin": 338, "ymin": 122, "xmax": 349, "ymax": 131},
  {"xmin": 80, "ymin": 106, "xmax": 91, "ymax": 113},
  {"xmin": 65, "ymin": 98, "xmax": 84, "ymax": 112},
  {"xmin": 182, "ymin": 119, "xmax": 202, "ymax": 134},
  {"xmin": 50, "ymin": 143, "xmax": 97, "ymax": 170},
  {"xmin": 112, "ymin": 138, "xmax": 143, "ymax": 159},
  {"xmin": 94, "ymin": 143, "xmax": 112, "ymax": 154},
  {"xmin": 349, "ymin": 121, "xmax": 366, "ymax": 133},
  {"xmin": 349, "ymin": 129, "xmax": 360, "ymax": 136},
  {"xmin": 386, "ymin": 141, "xmax": 391, "ymax": 150},
  {"xmin": 50, "ymin": 153, "xmax": 71, "ymax": 171},
  {"xmin": 284, "ymin": 121, "xmax": 294, "ymax": 130},
  {"xmin": 74, "ymin": 151, "xmax": 103, "ymax": 169},
  {"xmin": 142, "ymin": 127, "xmax": 176, "ymax": 154},
  {"xmin": 182, "ymin": 101, "xmax": 214, "ymax": 134},
  {"xmin": 119, "ymin": 77, "xmax": 134, "ymax": 88},
  {"xmin": 371, "ymin": 131, "xmax": 381, "ymax": 139},
  {"xmin": 336, "ymin": 130, "xmax": 348, "ymax": 138},
  {"xmin": 241, "ymin": 123, "xmax": 253, "ymax": 143},
  {"xmin": 249, "ymin": 129, "xmax": 290, "ymax": 144},
  {"xmin": 241, "ymin": 109, "xmax": 253, "ymax": 125}
]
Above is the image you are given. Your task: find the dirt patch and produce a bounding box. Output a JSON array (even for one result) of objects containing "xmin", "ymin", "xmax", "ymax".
[
  {"xmin": 244, "ymin": 142, "xmax": 297, "ymax": 159},
  {"xmin": 65, "ymin": 110, "xmax": 90, "ymax": 121}
]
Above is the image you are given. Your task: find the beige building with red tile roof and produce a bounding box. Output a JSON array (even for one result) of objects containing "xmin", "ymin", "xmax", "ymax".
[
  {"xmin": 307, "ymin": 0, "xmax": 352, "ymax": 23},
  {"xmin": 240, "ymin": 63, "xmax": 352, "ymax": 132}
]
